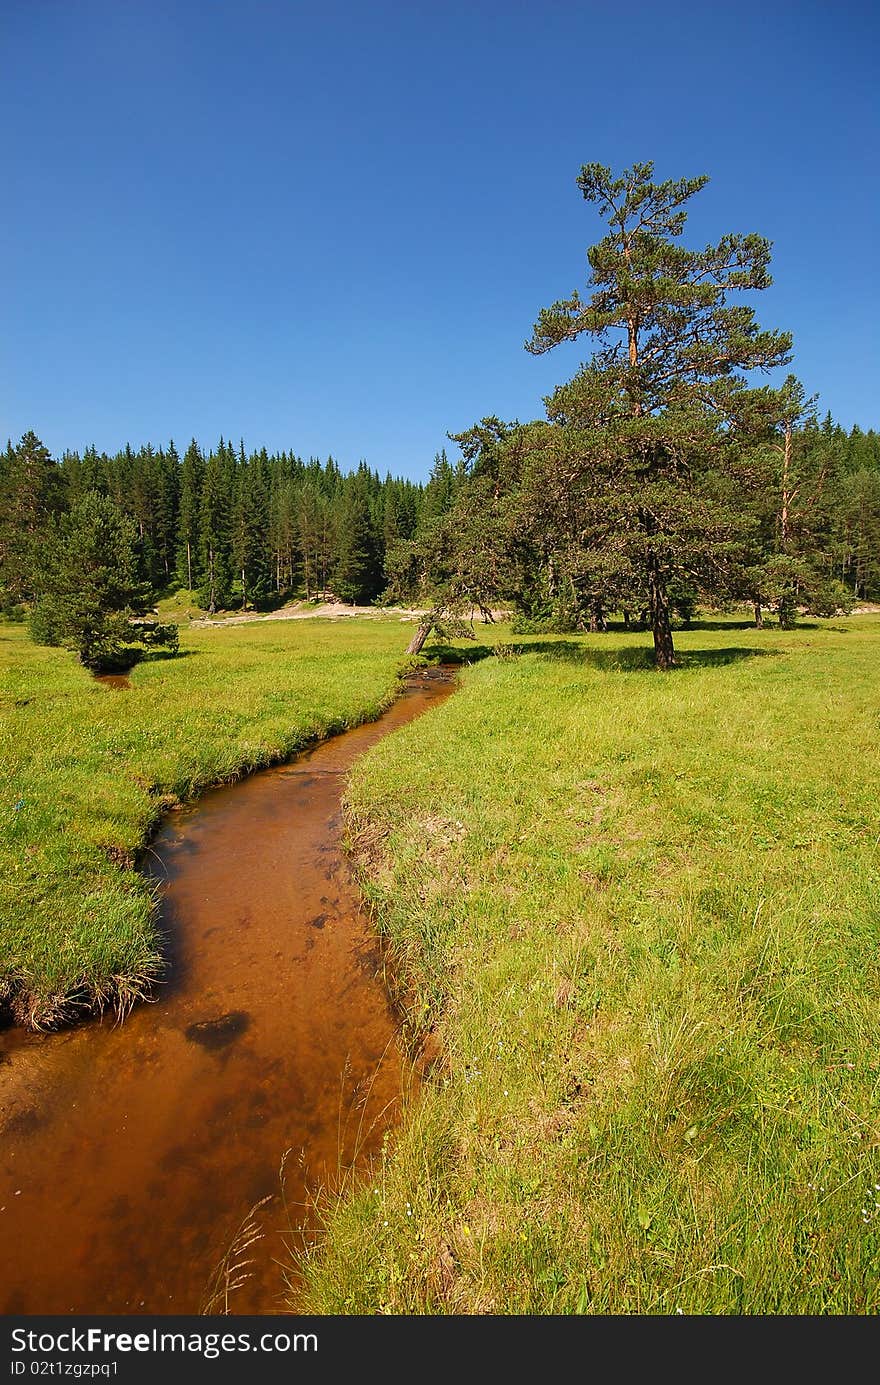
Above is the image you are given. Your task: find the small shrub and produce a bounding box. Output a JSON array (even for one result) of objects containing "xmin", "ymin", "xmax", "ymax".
[{"xmin": 804, "ymin": 580, "xmax": 855, "ymax": 618}]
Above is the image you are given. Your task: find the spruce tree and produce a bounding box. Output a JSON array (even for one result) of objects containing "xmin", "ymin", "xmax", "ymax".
[
  {"xmin": 334, "ymin": 474, "xmax": 381, "ymax": 603},
  {"xmin": 177, "ymin": 440, "xmax": 204, "ymax": 592},
  {"xmin": 836, "ymin": 467, "xmax": 880, "ymax": 600},
  {"xmin": 198, "ymin": 443, "xmax": 233, "ymax": 613},
  {"xmin": 129, "ymin": 444, "xmax": 159, "ymax": 585},
  {"xmin": 232, "ymin": 449, "xmax": 272, "ymax": 609},
  {"xmin": 296, "ymin": 482, "xmax": 326, "ymax": 599},
  {"xmin": 153, "ymin": 440, "xmax": 180, "ymax": 586},
  {"xmin": 382, "ymin": 480, "xmax": 402, "ymax": 578},
  {"xmin": 0, "ymin": 431, "xmax": 65, "ymax": 605},
  {"xmin": 419, "ymin": 450, "xmax": 461, "ymax": 530},
  {"xmin": 30, "ymin": 491, "xmax": 177, "ymax": 670}
]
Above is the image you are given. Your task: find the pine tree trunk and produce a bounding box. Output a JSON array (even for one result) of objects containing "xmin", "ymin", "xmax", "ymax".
[
  {"xmin": 781, "ymin": 421, "xmax": 792, "ymax": 546},
  {"xmin": 754, "ymin": 602, "xmax": 763, "ymax": 628},
  {"xmin": 406, "ymin": 619, "xmax": 433, "ymax": 656},
  {"xmin": 647, "ymin": 554, "xmax": 675, "ymax": 669},
  {"xmin": 186, "ymin": 541, "xmax": 192, "ymax": 592},
  {"xmin": 208, "ymin": 547, "xmax": 216, "ymax": 615}
]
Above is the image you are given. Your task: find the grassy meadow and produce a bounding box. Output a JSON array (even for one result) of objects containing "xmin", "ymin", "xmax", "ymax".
[
  {"xmin": 293, "ymin": 615, "xmax": 880, "ymax": 1314},
  {"xmin": 0, "ymin": 616, "xmax": 412, "ymax": 1027}
]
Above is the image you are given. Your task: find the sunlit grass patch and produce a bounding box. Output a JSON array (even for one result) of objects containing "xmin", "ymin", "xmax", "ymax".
[
  {"xmin": 0, "ymin": 617, "xmax": 412, "ymax": 1027},
  {"xmin": 293, "ymin": 615, "xmax": 880, "ymax": 1314}
]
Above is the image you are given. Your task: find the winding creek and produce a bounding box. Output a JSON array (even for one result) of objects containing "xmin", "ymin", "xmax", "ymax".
[{"xmin": 0, "ymin": 667, "xmax": 455, "ymax": 1314}]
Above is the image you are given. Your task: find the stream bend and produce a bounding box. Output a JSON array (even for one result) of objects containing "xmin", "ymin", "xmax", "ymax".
[{"xmin": 0, "ymin": 666, "xmax": 455, "ymax": 1314}]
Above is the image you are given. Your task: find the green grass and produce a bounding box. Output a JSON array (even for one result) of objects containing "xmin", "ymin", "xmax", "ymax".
[
  {"xmin": 0, "ymin": 617, "xmax": 413, "ymax": 1028},
  {"xmin": 293, "ymin": 615, "xmax": 880, "ymax": 1314},
  {"xmin": 152, "ymin": 586, "xmax": 205, "ymax": 623}
]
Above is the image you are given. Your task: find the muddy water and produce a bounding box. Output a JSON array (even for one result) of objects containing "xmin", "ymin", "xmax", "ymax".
[
  {"xmin": 0, "ymin": 668, "xmax": 454, "ymax": 1315},
  {"xmin": 95, "ymin": 672, "xmax": 132, "ymax": 690}
]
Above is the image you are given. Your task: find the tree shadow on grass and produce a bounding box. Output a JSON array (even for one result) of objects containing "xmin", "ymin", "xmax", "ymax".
[
  {"xmin": 422, "ymin": 642, "xmax": 496, "ymax": 665},
  {"xmin": 673, "ymin": 646, "xmax": 781, "ymax": 670},
  {"xmin": 138, "ymin": 648, "xmax": 201, "ymax": 664},
  {"xmin": 508, "ymin": 639, "xmax": 779, "ymax": 672},
  {"xmin": 604, "ymin": 617, "xmax": 761, "ymax": 634},
  {"xmin": 678, "ymin": 617, "xmax": 821, "ymax": 632}
]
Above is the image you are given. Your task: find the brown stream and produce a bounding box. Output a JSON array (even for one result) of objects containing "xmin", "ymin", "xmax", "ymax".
[
  {"xmin": 0, "ymin": 668, "xmax": 455, "ymax": 1315},
  {"xmin": 94, "ymin": 673, "xmax": 133, "ymax": 691}
]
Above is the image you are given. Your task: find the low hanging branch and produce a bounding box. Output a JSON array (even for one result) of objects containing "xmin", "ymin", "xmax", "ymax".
[
  {"xmin": 405, "ymin": 605, "xmax": 490, "ymax": 656},
  {"xmin": 388, "ymin": 500, "xmax": 507, "ymax": 656}
]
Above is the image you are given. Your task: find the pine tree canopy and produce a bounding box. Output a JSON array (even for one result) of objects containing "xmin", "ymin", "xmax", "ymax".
[{"xmin": 390, "ymin": 160, "xmax": 854, "ymax": 666}]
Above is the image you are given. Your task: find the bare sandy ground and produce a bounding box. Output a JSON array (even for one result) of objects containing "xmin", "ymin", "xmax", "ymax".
[
  {"xmin": 190, "ymin": 601, "xmax": 513, "ymax": 630},
  {"xmin": 190, "ymin": 600, "xmax": 424, "ymax": 628}
]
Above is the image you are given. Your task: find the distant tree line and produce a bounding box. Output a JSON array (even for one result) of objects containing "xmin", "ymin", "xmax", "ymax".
[
  {"xmin": 0, "ymin": 433, "xmax": 464, "ymax": 614},
  {"xmin": 0, "ymin": 431, "xmax": 462, "ymax": 666},
  {"xmin": 1, "ymin": 397, "xmax": 877, "ymax": 673}
]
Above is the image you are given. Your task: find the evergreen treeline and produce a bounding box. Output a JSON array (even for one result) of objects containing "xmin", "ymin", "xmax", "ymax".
[
  {"xmin": 0, "ymin": 434, "xmax": 465, "ymax": 616},
  {"xmin": 1, "ymin": 415, "xmax": 878, "ymax": 640},
  {"xmin": 807, "ymin": 416, "xmax": 880, "ymax": 602},
  {"xmin": 392, "ymin": 412, "xmax": 880, "ymax": 646}
]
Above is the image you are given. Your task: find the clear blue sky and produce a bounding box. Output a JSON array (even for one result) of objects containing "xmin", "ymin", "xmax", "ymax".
[{"xmin": 2, "ymin": 0, "xmax": 877, "ymax": 482}]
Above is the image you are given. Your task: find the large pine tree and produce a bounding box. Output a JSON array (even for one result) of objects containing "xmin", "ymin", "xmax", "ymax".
[{"xmin": 526, "ymin": 161, "xmax": 792, "ymax": 667}]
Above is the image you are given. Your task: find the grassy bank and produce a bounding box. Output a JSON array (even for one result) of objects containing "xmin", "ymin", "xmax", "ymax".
[
  {"xmin": 294, "ymin": 616, "xmax": 880, "ymax": 1314},
  {"xmin": 0, "ymin": 618, "xmax": 411, "ymax": 1028}
]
